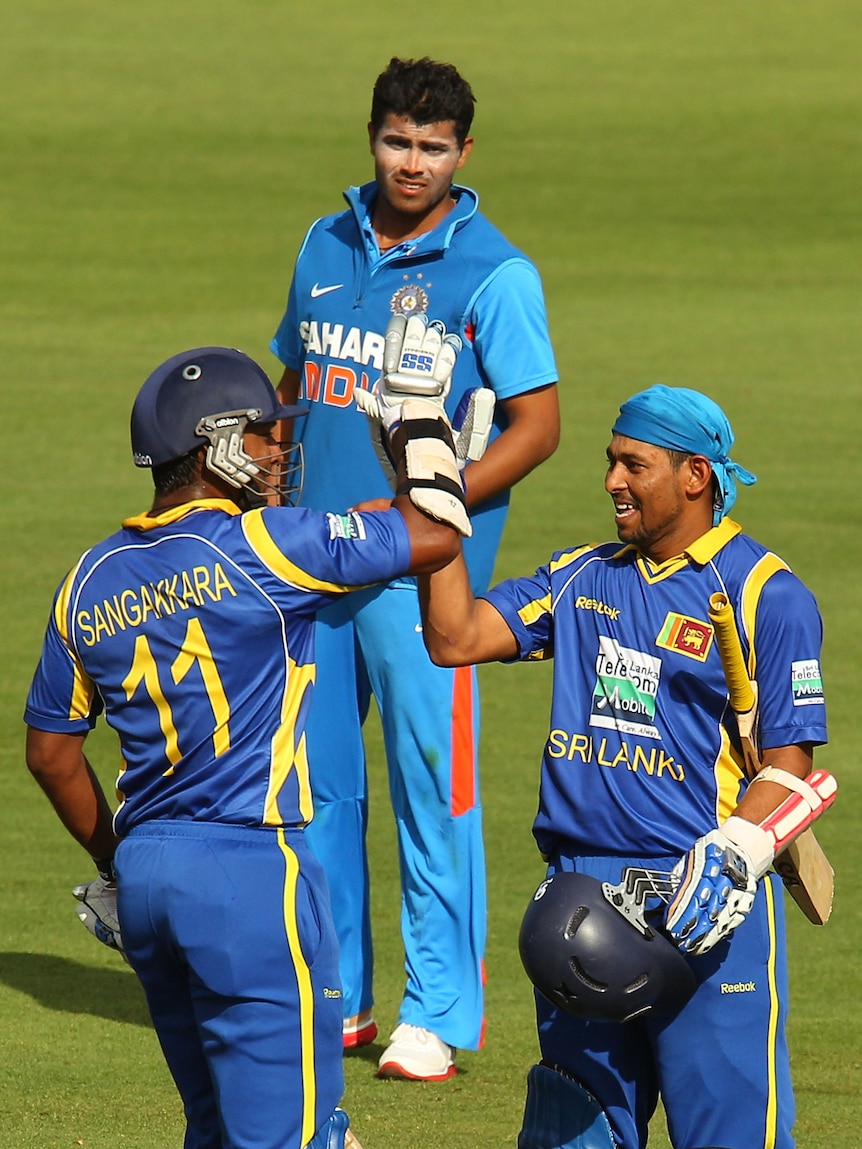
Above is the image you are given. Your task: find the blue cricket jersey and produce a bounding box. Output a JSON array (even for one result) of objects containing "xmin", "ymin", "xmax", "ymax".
[
  {"xmin": 270, "ymin": 182, "xmax": 558, "ymax": 593},
  {"xmin": 24, "ymin": 499, "xmax": 412, "ymax": 836},
  {"xmin": 483, "ymin": 518, "xmax": 828, "ymax": 858}
]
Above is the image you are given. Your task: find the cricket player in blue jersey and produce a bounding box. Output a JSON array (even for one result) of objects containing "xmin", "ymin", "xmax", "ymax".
[
  {"xmin": 271, "ymin": 55, "xmax": 560, "ymax": 1078},
  {"xmin": 419, "ymin": 385, "xmax": 831, "ymax": 1148},
  {"xmin": 24, "ymin": 338, "xmax": 466, "ymax": 1149}
]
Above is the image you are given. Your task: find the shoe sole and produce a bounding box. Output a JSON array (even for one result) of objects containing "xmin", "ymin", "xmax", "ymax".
[
  {"xmin": 343, "ymin": 1022, "xmax": 378, "ymax": 1050},
  {"xmin": 376, "ymin": 1061, "xmax": 457, "ymax": 1082}
]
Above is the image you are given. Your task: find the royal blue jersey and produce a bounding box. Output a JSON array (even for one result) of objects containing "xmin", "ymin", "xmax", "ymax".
[
  {"xmin": 270, "ymin": 182, "xmax": 558, "ymax": 593},
  {"xmin": 24, "ymin": 499, "xmax": 412, "ymax": 836},
  {"xmin": 483, "ymin": 518, "xmax": 828, "ymax": 858}
]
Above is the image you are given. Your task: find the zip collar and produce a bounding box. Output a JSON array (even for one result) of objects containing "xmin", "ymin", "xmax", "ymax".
[{"xmin": 344, "ymin": 181, "xmax": 479, "ymax": 263}]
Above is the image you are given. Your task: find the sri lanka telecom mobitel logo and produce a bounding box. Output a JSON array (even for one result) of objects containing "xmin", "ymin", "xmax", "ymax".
[
  {"xmin": 791, "ymin": 659, "xmax": 824, "ymax": 707},
  {"xmin": 590, "ymin": 636, "xmax": 662, "ymax": 739}
]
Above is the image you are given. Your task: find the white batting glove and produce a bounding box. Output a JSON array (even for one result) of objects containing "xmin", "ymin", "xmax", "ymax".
[
  {"xmin": 355, "ymin": 314, "xmax": 463, "ymax": 486},
  {"xmin": 382, "ymin": 313, "xmax": 462, "ymax": 399},
  {"xmin": 663, "ymin": 829, "xmax": 759, "ymax": 955},
  {"xmin": 73, "ymin": 877, "xmax": 128, "ymax": 963},
  {"xmin": 451, "ymin": 387, "xmax": 496, "ymax": 468},
  {"xmin": 355, "ymin": 314, "xmax": 462, "ymax": 419}
]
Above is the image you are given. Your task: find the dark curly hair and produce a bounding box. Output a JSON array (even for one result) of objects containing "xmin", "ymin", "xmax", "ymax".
[
  {"xmin": 152, "ymin": 449, "xmax": 201, "ymax": 496},
  {"xmin": 370, "ymin": 57, "xmax": 476, "ymax": 148}
]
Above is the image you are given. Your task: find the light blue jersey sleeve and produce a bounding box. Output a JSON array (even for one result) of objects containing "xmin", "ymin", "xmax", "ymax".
[
  {"xmin": 469, "ymin": 260, "xmax": 558, "ymax": 399},
  {"xmin": 270, "ymin": 219, "xmax": 323, "ymax": 370}
]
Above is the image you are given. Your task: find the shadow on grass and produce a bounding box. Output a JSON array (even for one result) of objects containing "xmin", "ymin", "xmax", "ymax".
[{"xmin": 0, "ymin": 952, "xmax": 152, "ymax": 1027}]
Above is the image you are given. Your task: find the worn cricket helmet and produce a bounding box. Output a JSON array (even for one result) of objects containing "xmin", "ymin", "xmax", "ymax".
[
  {"xmin": 519, "ymin": 871, "xmax": 696, "ymax": 1023},
  {"xmin": 130, "ymin": 347, "xmax": 307, "ymax": 505}
]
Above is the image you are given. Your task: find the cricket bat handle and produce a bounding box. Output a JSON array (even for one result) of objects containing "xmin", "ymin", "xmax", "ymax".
[
  {"xmin": 708, "ymin": 592, "xmax": 755, "ymax": 713},
  {"xmin": 708, "ymin": 592, "xmax": 835, "ymax": 924}
]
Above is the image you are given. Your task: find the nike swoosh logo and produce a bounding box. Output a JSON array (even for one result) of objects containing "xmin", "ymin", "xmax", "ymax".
[{"xmin": 310, "ymin": 282, "xmax": 344, "ymax": 298}]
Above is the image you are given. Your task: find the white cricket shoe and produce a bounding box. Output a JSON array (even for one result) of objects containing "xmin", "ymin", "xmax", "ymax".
[{"xmin": 377, "ymin": 1023, "xmax": 456, "ymax": 1081}]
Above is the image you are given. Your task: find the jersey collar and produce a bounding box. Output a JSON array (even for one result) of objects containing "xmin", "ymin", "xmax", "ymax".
[
  {"xmin": 614, "ymin": 516, "xmax": 742, "ymax": 576},
  {"xmin": 345, "ymin": 181, "xmax": 479, "ymax": 262},
  {"xmin": 122, "ymin": 498, "xmax": 243, "ymax": 533}
]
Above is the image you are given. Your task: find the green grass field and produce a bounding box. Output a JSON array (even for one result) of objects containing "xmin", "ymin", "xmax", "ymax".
[{"xmin": 1, "ymin": 2, "xmax": 860, "ymax": 1145}]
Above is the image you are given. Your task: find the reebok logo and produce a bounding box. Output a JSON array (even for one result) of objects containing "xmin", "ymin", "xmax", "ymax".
[
  {"xmin": 310, "ymin": 282, "xmax": 344, "ymax": 298},
  {"xmin": 575, "ymin": 595, "xmax": 620, "ymax": 620},
  {"xmin": 720, "ymin": 981, "xmax": 756, "ymax": 994}
]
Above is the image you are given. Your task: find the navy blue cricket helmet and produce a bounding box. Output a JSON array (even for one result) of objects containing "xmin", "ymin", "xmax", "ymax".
[
  {"xmin": 519, "ymin": 871, "xmax": 696, "ymax": 1024},
  {"xmin": 130, "ymin": 346, "xmax": 306, "ymax": 468}
]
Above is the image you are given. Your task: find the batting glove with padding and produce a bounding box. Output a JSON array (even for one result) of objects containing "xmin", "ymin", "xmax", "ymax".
[
  {"xmin": 73, "ymin": 877, "xmax": 128, "ymax": 963},
  {"xmin": 663, "ymin": 828, "xmax": 759, "ymax": 955},
  {"xmin": 355, "ymin": 314, "xmax": 461, "ymax": 420},
  {"xmin": 389, "ymin": 398, "xmax": 472, "ymax": 537},
  {"xmin": 355, "ymin": 314, "xmax": 468, "ymax": 486},
  {"xmin": 451, "ymin": 386, "xmax": 496, "ymax": 469}
]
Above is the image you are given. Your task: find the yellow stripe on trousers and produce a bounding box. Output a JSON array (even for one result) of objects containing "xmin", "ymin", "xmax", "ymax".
[
  {"xmin": 763, "ymin": 875, "xmax": 780, "ymax": 1149},
  {"xmin": 277, "ymin": 829, "xmax": 317, "ymax": 1146}
]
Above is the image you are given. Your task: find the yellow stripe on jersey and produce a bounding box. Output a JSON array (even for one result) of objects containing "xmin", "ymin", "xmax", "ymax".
[
  {"xmin": 264, "ymin": 657, "xmax": 315, "ymax": 826},
  {"xmin": 293, "ymin": 730, "xmax": 314, "ymax": 825},
  {"xmin": 635, "ymin": 552, "xmax": 690, "ymax": 584},
  {"xmin": 714, "ymin": 723, "xmax": 746, "ymax": 823},
  {"xmin": 277, "ymin": 830, "xmax": 317, "ymax": 1146},
  {"xmin": 242, "ymin": 509, "xmax": 354, "ymax": 593},
  {"xmin": 549, "ymin": 544, "xmax": 597, "ymax": 573},
  {"xmin": 519, "ymin": 545, "xmax": 597, "ymax": 619},
  {"xmin": 740, "ymin": 554, "xmax": 790, "ymax": 679},
  {"xmin": 518, "ymin": 594, "xmax": 551, "ymax": 627},
  {"xmin": 763, "ymin": 876, "xmax": 780, "ymax": 1149},
  {"xmin": 513, "ymin": 548, "xmax": 596, "ymax": 659},
  {"xmin": 55, "ymin": 558, "xmax": 97, "ymax": 721}
]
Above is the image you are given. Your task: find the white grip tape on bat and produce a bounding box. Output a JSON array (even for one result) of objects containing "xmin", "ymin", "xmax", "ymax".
[{"xmin": 722, "ymin": 768, "xmax": 837, "ymax": 877}]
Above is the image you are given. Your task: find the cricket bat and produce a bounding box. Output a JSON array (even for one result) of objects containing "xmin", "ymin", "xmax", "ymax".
[{"xmin": 708, "ymin": 592, "xmax": 835, "ymax": 924}]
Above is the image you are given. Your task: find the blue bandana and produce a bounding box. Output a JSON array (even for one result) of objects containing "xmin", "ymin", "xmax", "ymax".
[{"xmin": 612, "ymin": 384, "xmax": 757, "ymax": 525}]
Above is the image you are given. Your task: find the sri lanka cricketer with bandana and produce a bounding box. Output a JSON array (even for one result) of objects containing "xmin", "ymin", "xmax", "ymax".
[{"xmin": 418, "ymin": 384, "xmax": 829, "ymax": 1149}]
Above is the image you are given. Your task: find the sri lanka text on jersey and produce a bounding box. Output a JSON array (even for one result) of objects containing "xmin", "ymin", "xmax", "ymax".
[{"xmin": 546, "ymin": 730, "xmax": 686, "ymax": 782}]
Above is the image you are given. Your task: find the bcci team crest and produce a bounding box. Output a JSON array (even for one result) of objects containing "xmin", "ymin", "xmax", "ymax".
[{"xmin": 390, "ymin": 284, "xmax": 429, "ymax": 317}]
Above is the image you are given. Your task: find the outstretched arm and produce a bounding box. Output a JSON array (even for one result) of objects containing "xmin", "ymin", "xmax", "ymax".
[{"xmin": 418, "ymin": 554, "xmax": 519, "ymax": 667}]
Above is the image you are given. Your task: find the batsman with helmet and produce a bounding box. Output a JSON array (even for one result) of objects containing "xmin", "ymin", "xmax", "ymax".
[
  {"xmin": 23, "ymin": 332, "xmax": 466, "ymax": 1149},
  {"xmin": 419, "ymin": 384, "xmax": 833, "ymax": 1149}
]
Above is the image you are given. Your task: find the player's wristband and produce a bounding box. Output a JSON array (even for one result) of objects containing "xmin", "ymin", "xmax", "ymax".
[{"xmin": 93, "ymin": 856, "xmax": 116, "ymax": 883}]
